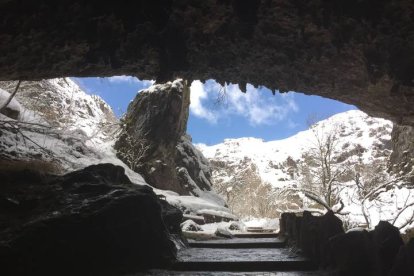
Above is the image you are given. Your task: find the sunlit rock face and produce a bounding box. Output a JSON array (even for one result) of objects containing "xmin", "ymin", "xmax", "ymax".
[
  {"xmin": 0, "ymin": 0, "xmax": 413, "ymax": 126},
  {"xmin": 115, "ymin": 80, "xmax": 216, "ymax": 196}
]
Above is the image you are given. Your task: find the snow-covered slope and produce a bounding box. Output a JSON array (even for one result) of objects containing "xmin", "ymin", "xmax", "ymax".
[
  {"xmin": 199, "ymin": 110, "xmax": 393, "ymax": 190},
  {"xmin": 198, "ymin": 111, "xmax": 414, "ymax": 231},
  {"xmin": 0, "ymin": 78, "xmax": 117, "ymax": 145}
]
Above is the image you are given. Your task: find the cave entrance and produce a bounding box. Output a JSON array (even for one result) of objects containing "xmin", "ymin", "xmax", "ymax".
[
  {"xmin": 1, "ymin": 76, "xmax": 412, "ymax": 234},
  {"xmin": 1, "ymin": 75, "xmax": 413, "ymax": 275},
  {"xmin": 71, "ymin": 76, "xmax": 411, "ymax": 234}
]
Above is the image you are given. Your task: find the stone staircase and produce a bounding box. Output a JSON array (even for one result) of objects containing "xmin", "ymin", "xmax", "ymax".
[{"xmin": 156, "ymin": 231, "xmax": 321, "ymax": 275}]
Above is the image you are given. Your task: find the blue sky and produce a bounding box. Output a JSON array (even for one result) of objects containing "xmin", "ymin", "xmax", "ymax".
[{"xmin": 73, "ymin": 76, "xmax": 356, "ymax": 145}]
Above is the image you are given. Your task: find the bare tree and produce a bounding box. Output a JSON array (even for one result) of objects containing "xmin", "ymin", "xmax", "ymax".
[
  {"xmin": 353, "ymin": 160, "xmax": 413, "ymax": 229},
  {"xmin": 116, "ymin": 134, "xmax": 150, "ymax": 171},
  {"xmin": 295, "ymin": 119, "xmax": 348, "ymax": 214},
  {"xmin": 0, "ymin": 80, "xmax": 21, "ymax": 113}
]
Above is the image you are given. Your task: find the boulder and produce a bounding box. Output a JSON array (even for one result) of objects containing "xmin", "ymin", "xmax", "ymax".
[
  {"xmin": 372, "ymin": 221, "xmax": 404, "ymax": 276},
  {"xmin": 279, "ymin": 212, "xmax": 297, "ymax": 238},
  {"xmin": 329, "ymin": 221, "xmax": 405, "ymax": 276},
  {"xmin": 159, "ymin": 199, "xmax": 183, "ymax": 235},
  {"xmin": 329, "ymin": 229, "xmax": 379, "ymax": 276},
  {"xmin": 299, "ymin": 211, "xmax": 344, "ymax": 266},
  {"xmin": 181, "ymin": 220, "xmax": 202, "ymax": 232},
  {"xmin": 0, "ymin": 164, "xmax": 177, "ymax": 275},
  {"xmin": 215, "ymin": 227, "xmax": 233, "ymax": 239}
]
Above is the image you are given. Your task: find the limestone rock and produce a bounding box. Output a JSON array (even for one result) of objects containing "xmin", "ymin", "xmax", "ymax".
[
  {"xmin": 0, "ymin": 163, "xmax": 177, "ymax": 275},
  {"xmin": 390, "ymin": 125, "xmax": 414, "ymax": 180},
  {"xmin": 115, "ymin": 80, "xmax": 216, "ymax": 196}
]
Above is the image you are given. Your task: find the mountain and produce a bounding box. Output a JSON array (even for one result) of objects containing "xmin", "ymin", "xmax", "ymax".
[
  {"xmin": 197, "ymin": 111, "xmax": 413, "ymax": 230},
  {"xmin": 198, "ymin": 110, "xmax": 392, "ymax": 190}
]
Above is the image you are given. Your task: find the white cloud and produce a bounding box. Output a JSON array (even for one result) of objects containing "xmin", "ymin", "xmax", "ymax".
[
  {"xmin": 225, "ymin": 83, "xmax": 299, "ymax": 126},
  {"xmin": 107, "ymin": 76, "xmax": 155, "ymax": 87},
  {"xmin": 190, "ymin": 80, "xmax": 218, "ymax": 123},
  {"xmin": 189, "ymin": 80, "xmax": 299, "ymax": 126}
]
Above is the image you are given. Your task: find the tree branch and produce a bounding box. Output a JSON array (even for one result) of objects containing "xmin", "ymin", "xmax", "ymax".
[{"xmin": 0, "ymin": 80, "xmax": 21, "ymax": 112}]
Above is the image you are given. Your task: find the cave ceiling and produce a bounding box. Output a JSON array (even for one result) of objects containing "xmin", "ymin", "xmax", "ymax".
[{"xmin": 0, "ymin": 0, "xmax": 413, "ymax": 124}]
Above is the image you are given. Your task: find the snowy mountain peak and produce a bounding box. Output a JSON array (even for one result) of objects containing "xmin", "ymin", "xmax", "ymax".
[{"xmin": 198, "ymin": 110, "xmax": 396, "ymax": 220}]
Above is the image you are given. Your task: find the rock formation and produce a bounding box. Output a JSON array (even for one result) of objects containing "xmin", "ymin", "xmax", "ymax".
[
  {"xmin": 280, "ymin": 212, "xmax": 410, "ymax": 275},
  {"xmin": 0, "ymin": 163, "xmax": 180, "ymax": 275},
  {"xmin": 0, "ymin": 0, "xmax": 413, "ymax": 127},
  {"xmin": 390, "ymin": 125, "xmax": 414, "ymax": 177},
  {"xmin": 115, "ymin": 79, "xmax": 216, "ymax": 196}
]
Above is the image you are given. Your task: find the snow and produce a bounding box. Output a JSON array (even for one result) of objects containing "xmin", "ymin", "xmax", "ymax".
[
  {"xmin": 196, "ymin": 209, "xmax": 237, "ymax": 220},
  {"xmin": 181, "ymin": 219, "xmax": 202, "ymax": 232},
  {"xmin": 198, "ymin": 110, "xmax": 414, "ymax": 232},
  {"xmin": 242, "ymin": 217, "xmax": 280, "ymax": 230},
  {"xmin": 0, "ymin": 88, "xmax": 22, "ymax": 117},
  {"xmin": 0, "ymin": 78, "xmax": 230, "ymax": 220},
  {"xmin": 198, "ymin": 110, "xmax": 393, "ymax": 190}
]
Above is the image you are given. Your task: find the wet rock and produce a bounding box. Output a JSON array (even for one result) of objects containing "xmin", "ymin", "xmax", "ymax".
[
  {"xmin": 160, "ymin": 199, "xmax": 183, "ymax": 235},
  {"xmin": 0, "ymin": 164, "xmax": 177, "ymax": 275}
]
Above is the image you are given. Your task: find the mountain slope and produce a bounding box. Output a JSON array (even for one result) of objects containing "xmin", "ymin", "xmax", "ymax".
[
  {"xmin": 197, "ymin": 111, "xmax": 414, "ymax": 230},
  {"xmin": 198, "ymin": 110, "xmax": 393, "ymax": 191}
]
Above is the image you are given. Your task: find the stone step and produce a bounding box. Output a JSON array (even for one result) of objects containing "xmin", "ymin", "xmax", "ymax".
[
  {"xmin": 173, "ymin": 247, "xmax": 316, "ymax": 272},
  {"xmin": 246, "ymin": 227, "xmax": 277, "ymax": 233},
  {"xmin": 188, "ymin": 237, "xmax": 286, "ymax": 248},
  {"xmin": 172, "ymin": 260, "xmax": 317, "ymax": 272},
  {"xmin": 142, "ymin": 270, "xmax": 326, "ymax": 275},
  {"xmin": 233, "ymin": 232, "xmax": 279, "ymax": 238}
]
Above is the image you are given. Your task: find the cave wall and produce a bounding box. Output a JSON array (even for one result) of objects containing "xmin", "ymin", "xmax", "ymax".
[
  {"xmin": 390, "ymin": 125, "xmax": 414, "ymax": 177},
  {"xmin": 1, "ymin": 0, "xmax": 414, "ymax": 125}
]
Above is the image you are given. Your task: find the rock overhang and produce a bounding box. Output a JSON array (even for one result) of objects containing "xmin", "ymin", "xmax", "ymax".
[{"xmin": 0, "ymin": 0, "xmax": 413, "ymax": 125}]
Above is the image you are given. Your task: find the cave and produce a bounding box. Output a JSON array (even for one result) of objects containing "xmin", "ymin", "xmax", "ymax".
[
  {"xmin": 1, "ymin": 0, "xmax": 414, "ymax": 125},
  {"xmin": 1, "ymin": 0, "xmax": 414, "ymax": 275}
]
